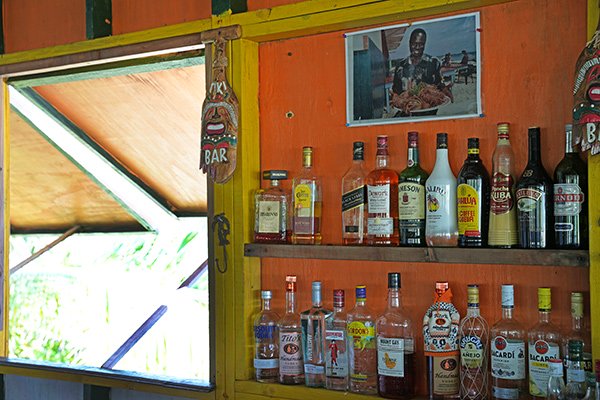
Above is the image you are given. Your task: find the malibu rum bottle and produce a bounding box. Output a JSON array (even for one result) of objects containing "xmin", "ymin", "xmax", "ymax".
[
  {"xmin": 398, "ymin": 131, "xmax": 429, "ymax": 246},
  {"xmin": 292, "ymin": 147, "xmax": 322, "ymax": 244},
  {"xmin": 342, "ymin": 141, "xmax": 368, "ymax": 245}
]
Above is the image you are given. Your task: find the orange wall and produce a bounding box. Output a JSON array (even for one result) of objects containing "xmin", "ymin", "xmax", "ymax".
[{"xmin": 258, "ymin": 0, "xmax": 589, "ymax": 394}]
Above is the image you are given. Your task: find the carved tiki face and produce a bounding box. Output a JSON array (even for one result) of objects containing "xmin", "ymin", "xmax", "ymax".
[{"xmin": 573, "ymin": 32, "xmax": 600, "ymax": 154}]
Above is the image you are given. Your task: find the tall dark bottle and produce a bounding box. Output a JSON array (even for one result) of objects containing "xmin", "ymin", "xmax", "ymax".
[
  {"xmin": 515, "ymin": 127, "xmax": 553, "ymax": 248},
  {"xmin": 457, "ymin": 138, "xmax": 490, "ymax": 247},
  {"xmin": 553, "ymin": 124, "xmax": 588, "ymax": 249}
]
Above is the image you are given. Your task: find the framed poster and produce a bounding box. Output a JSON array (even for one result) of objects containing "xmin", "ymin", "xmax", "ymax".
[{"xmin": 345, "ymin": 12, "xmax": 481, "ymax": 126}]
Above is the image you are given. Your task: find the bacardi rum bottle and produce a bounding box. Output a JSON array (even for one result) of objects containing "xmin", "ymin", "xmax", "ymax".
[
  {"xmin": 376, "ymin": 273, "xmax": 415, "ymax": 399},
  {"xmin": 292, "ymin": 146, "xmax": 322, "ymax": 244},
  {"xmin": 253, "ymin": 290, "xmax": 280, "ymax": 383},
  {"xmin": 528, "ymin": 288, "xmax": 561, "ymax": 399},
  {"xmin": 325, "ymin": 289, "xmax": 349, "ymax": 391},
  {"xmin": 301, "ymin": 281, "xmax": 332, "ymax": 387},
  {"xmin": 254, "ymin": 170, "xmax": 291, "ymax": 243},
  {"xmin": 278, "ymin": 275, "xmax": 304, "ymax": 384},
  {"xmin": 342, "ymin": 142, "xmax": 368, "ymax": 245},
  {"xmin": 347, "ymin": 285, "xmax": 377, "ymax": 394},
  {"xmin": 423, "ymin": 281, "xmax": 461, "ymax": 399},
  {"xmin": 490, "ymin": 285, "xmax": 527, "ymax": 400},
  {"xmin": 459, "ymin": 285, "xmax": 489, "ymax": 400}
]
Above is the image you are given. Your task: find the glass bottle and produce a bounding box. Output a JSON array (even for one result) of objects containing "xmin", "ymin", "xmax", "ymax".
[
  {"xmin": 594, "ymin": 360, "xmax": 600, "ymax": 400},
  {"xmin": 426, "ymin": 133, "xmax": 458, "ymax": 247},
  {"xmin": 516, "ymin": 127, "xmax": 553, "ymax": 249},
  {"xmin": 253, "ymin": 290, "xmax": 280, "ymax": 383},
  {"xmin": 423, "ymin": 281, "xmax": 461, "ymax": 399},
  {"xmin": 366, "ymin": 135, "xmax": 400, "ymax": 246},
  {"xmin": 457, "ymin": 138, "xmax": 490, "ymax": 247},
  {"xmin": 301, "ymin": 281, "xmax": 332, "ymax": 387},
  {"xmin": 292, "ymin": 146, "xmax": 322, "ymax": 244},
  {"xmin": 398, "ymin": 131, "xmax": 429, "ymax": 246},
  {"xmin": 325, "ymin": 289, "xmax": 349, "ymax": 391},
  {"xmin": 342, "ymin": 141, "xmax": 368, "ymax": 245},
  {"xmin": 562, "ymin": 293, "xmax": 593, "ymax": 385},
  {"xmin": 347, "ymin": 285, "xmax": 377, "ymax": 394},
  {"xmin": 564, "ymin": 340, "xmax": 587, "ymax": 399},
  {"xmin": 376, "ymin": 272, "xmax": 415, "ymax": 399},
  {"xmin": 459, "ymin": 285, "xmax": 489, "ymax": 400},
  {"xmin": 488, "ymin": 122, "xmax": 518, "ymax": 248},
  {"xmin": 528, "ymin": 288, "xmax": 561, "ymax": 400},
  {"xmin": 254, "ymin": 170, "xmax": 291, "ymax": 243},
  {"xmin": 278, "ymin": 275, "xmax": 304, "ymax": 384},
  {"xmin": 547, "ymin": 359, "xmax": 566, "ymax": 400},
  {"xmin": 554, "ymin": 124, "xmax": 588, "ymax": 249},
  {"xmin": 490, "ymin": 285, "xmax": 527, "ymax": 400}
]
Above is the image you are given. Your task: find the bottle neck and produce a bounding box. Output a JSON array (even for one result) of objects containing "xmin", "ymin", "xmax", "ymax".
[
  {"xmin": 565, "ymin": 130, "xmax": 576, "ymax": 154},
  {"xmin": 467, "ymin": 150, "xmax": 481, "ymax": 162},
  {"xmin": 262, "ymin": 298, "xmax": 271, "ymax": 311},
  {"xmin": 572, "ymin": 314, "xmax": 583, "ymax": 331},
  {"xmin": 539, "ymin": 309, "xmax": 551, "ymax": 323},
  {"xmin": 434, "ymin": 148, "xmax": 450, "ymax": 169},
  {"xmin": 466, "ymin": 304, "xmax": 481, "ymax": 317},
  {"xmin": 387, "ymin": 288, "xmax": 401, "ymax": 309},
  {"xmin": 528, "ymin": 133, "xmax": 542, "ymax": 165},
  {"xmin": 376, "ymin": 153, "xmax": 390, "ymax": 169},
  {"xmin": 356, "ymin": 298, "xmax": 367, "ymax": 307},
  {"xmin": 502, "ymin": 306, "xmax": 514, "ymax": 320},
  {"xmin": 333, "ymin": 305, "xmax": 344, "ymax": 313},
  {"xmin": 270, "ymin": 179, "xmax": 280, "ymax": 187},
  {"xmin": 312, "ymin": 288, "xmax": 322, "ymax": 308},
  {"xmin": 286, "ymin": 291, "xmax": 296, "ymax": 313},
  {"xmin": 408, "ymin": 147, "xmax": 419, "ymax": 166}
]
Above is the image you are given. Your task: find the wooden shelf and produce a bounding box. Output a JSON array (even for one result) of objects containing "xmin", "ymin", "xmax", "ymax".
[
  {"xmin": 235, "ymin": 380, "xmax": 380, "ymax": 400},
  {"xmin": 244, "ymin": 244, "xmax": 589, "ymax": 267}
]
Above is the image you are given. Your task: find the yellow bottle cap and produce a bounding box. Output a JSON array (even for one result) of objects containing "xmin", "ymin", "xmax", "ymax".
[
  {"xmin": 467, "ymin": 284, "xmax": 479, "ymax": 306},
  {"xmin": 538, "ymin": 287, "xmax": 551, "ymax": 311}
]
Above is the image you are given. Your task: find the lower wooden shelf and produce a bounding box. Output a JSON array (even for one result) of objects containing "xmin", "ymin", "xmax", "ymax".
[
  {"xmin": 244, "ymin": 244, "xmax": 589, "ymax": 267},
  {"xmin": 235, "ymin": 380, "xmax": 379, "ymax": 399}
]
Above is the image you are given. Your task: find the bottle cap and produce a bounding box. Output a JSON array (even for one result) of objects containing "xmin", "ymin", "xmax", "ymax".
[
  {"xmin": 333, "ymin": 289, "xmax": 345, "ymax": 308},
  {"xmin": 408, "ymin": 131, "xmax": 419, "ymax": 148},
  {"xmin": 548, "ymin": 358, "xmax": 563, "ymax": 377},
  {"xmin": 356, "ymin": 285, "xmax": 367, "ymax": 300},
  {"xmin": 538, "ymin": 287, "xmax": 551, "ymax": 311},
  {"xmin": 436, "ymin": 281, "xmax": 449, "ymax": 291},
  {"xmin": 497, "ymin": 122, "xmax": 510, "ymax": 139},
  {"xmin": 501, "ymin": 285, "xmax": 515, "ymax": 308},
  {"xmin": 467, "ymin": 137, "xmax": 480, "ymax": 155},
  {"xmin": 467, "ymin": 284, "xmax": 479, "ymax": 306},
  {"xmin": 263, "ymin": 170, "xmax": 288, "ymax": 180},
  {"xmin": 436, "ymin": 133, "xmax": 448, "ymax": 149},
  {"xmin": 285, "ymin": 275, "xmax": 297, "ymax": 292},
  {"xmin": 312, "ymin": 281, "xmax": 322, "ymax": 304},
  {"xmin": 565, "ymin": 123, "xmax": 573, "ymax": 132},
  {"xmin": 571, "ymin": 292, "xmax": 584, "ymax": 318},
  {"xmin": 261, "ymin": 290, "xmax": 272, "ymax": 300},
  {"xmin": 302, "ymin": 146, "xmax": 313, "ymax": 167},
  {"xmin": 388, "ymin": 273, "xmax": 401, "ymax": 289},
  {"xmin": 528, "ymin": 126, "xmax": 541, "ymax": 139},
  {"xmin": 352, "ymin": 141, "xmax": 365, "ymax": 160}
]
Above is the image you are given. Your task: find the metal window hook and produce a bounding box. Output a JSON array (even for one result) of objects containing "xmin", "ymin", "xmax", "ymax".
[{"xmin": 212, "ymin": 213, "xmax": 230, "ymax": 273}]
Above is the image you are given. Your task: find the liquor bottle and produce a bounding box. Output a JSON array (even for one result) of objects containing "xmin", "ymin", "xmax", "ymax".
[
  {"xmin": 457, "ymin": 138, "xmax": 490, "ymax": 247},
  {"xmin": 366, "ymin": 135, "xmax": 400, "ymax": 246},
  {"xmin": 254, "ymin": 170, "xmax": 291, "ymax": 243},
  {"xmin": 423, "ymin": 281, "xmax": 461, "ymax": 399},
  {"xmin": 347, "ymin": 285, "xmax": 377, "ymax": 394},
  {"xmin": 515, "ymin": 127, "xmax": 553, "ymax": 249},
  {"xmin": 594, "ymin": 360, "xmax": 600, "ymax": 400},
  {"xmin": 342, "ymin": 141, "xmax": 368, "ymax": 245},
  {"xmin": 546, "ymin": 359, "xmax": 566, "ymax": 400},
  {"xmin": 278, "ymin": 275, "xmax": 304, "ymax": 384},
  {"xmin": 490, "ymin": 285, "xmax": 527, "ymax": 400},
  {"xmin": 253, "ymin": 290, "xmax": 280, "ymax": 383},
  {"xmin": 528, "ymin": 288, "xmax": 561, "ymax": 399},
  {"xmin": 398, "ymin": 131, "xmax": 429, "ymax": 246},
  {"xmin": 426, "ymin": 133, "xmax": 458, "ymax": 247},
  {"xmin": 564, "ymin": 340, "xmax": 587, "ymax": 399},
  {"xmin": 301, "ymin": 281, "xmax": 332, "ymax": 387},
  {"xmin": 376, "ymin": 272, "xmax": 415, "ymax": 399},
  {"xmin": 325, "ymin": 289, "xmax": 349, "ymax": 391},
  {"xmin": 554, "ymin": 124, "xmax": 588, "ymax": 249},
  {"xmin": 488, "ymin": 123, "xmax": 518, "ymax": 248},
  {"xmin": 292, "ymin": 146, "xmax": 322, "ymax": 245},
  {"xmin": 562, "ymin": 293, "xmax": 593, "ymax": 385},
  {"xmin": 459, "ymin": 285, "xmax": 489, "ymax": 400}
]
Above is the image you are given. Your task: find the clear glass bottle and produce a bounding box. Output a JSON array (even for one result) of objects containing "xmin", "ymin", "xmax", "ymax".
[
  {"xmin": 423, "ymin": 281, "xmax": 461, "ymax": 399},
  {"xmin": 594, "ymin": 360, "xmax": 600, "ymax": 400},
  {"xmin": 528, "ymin": 288, "xmax": 561, "ymax": 400},
  {"xmin": 490, "ymin": 285, "xmax": 527, "ymax": 400},
  {"xmin": 376, "ymin": 273, "xmax": 415, "ymax": 399},
  {"xmin": 253, "ymin": 290, "xmax": 280, "ymax": 383},
  {"xmin": 347, "ymin": 285, "xmax": 377, "ymax": 394},
  {"xmin": 488, "ymin": 122, "xmax": 518, "ymax": 248},
  {"xmin": 342, "ymin": 141, "xmax": 368, "ymax": 245},
  {"xmin": 399, "ymin": 131, "xmax": 429, "ymax": 246},
  {"xmin": 563, "ymin": 293, "xmax": 593, "ymax": 384},
  {"xmin": 426, "ymin": 133, "xmax": 458, "ymax": 247},
  {"xmin": 564, "ymin": 340, "xmax": 587, "ymax": 399},
  {"xmin": 292, "ymin": 146, "xmax": 322, "ymax": 244},
  {"xmin": 254, "ymin": 170, "xmax": 291, "ymax": 243},
  {"xmin": 326, "ymin": 289, "xmax": 349, "ymax": 391},
  {"xmin": 547, "ymin": 359, "xmax": 566, "ymax": 400},
  {"xmin": 301, "ymin": 281, "xmax": 332, "ymax": 387},
  {"xmin": 278, "ymin": 275, "xmax": 304, "ymax": 384},
  {"xmin": 459, "ymin": 285, "xmax": 489, "ymax": 400},
  {"xmin": 366, "ymin": 135, "xmax": 400, "ymax": 246}
]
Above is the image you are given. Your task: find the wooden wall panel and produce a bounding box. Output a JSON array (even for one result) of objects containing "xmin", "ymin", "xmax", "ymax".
[
  {"xmin": 258, "ymin": 0, "xmax": 588, "ymax": 395},
  {"xmin": 111, "ymin": 0, "xmax": 212, "ymax": 35},
  {"xmin": 4, "ymin": 375, "xmax": 83, "ymax": 400},
  {"xmin": 3, "ymin": 0, "xmax": 86, "ymax": 53},
  {"xmin": 247, "ymin": 0, "xmax": 304, "ymax": 11}
]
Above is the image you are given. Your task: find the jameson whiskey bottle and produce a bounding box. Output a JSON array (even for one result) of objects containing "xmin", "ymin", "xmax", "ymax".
[
  {"xmin": 457, "ymin": 138, "xmax": 490, "ymax": 247},
  {"xmin": 488, "ymin": 123, "xmax": 518, "ymax": 248},
  {"xmin": 398, "ymin": 131, "xmax": 429, "ymax": 246},
  {"xmin": 254, "ymin": 170, "xmax": 291, "ymax": 243},
  {"xmin": 342, "ymin": 142, "xmax": 368, "ymax": 245},
  {"xmin": 516, "ymin": 127, "xmax": 553, "ymax": 249},
  {"xmin": 554, "ymin": 124, "xmax": 588, "ymax": 249},
  {"xmin": 292, "ymin": 147, "xmax": 322, "ymax": 244},
  {"xmin": 423, "ymin": 281, "xmax": 461, "ymax": 399}
]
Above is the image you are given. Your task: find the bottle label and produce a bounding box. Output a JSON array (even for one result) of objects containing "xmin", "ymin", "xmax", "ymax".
[
  {"xmin": 528, "ymin": 340, "xmax": 560, "ymax": 397},
  {"xmin": 347, "ymin": 321, "xmax": 375, "ymax": 350},
  {"xmin": 325, "ymin": 329, "xmax": 348, "ymax": 378},
  {"xmin": 398, "ymin": 182, "xmax": 425, "ymax": 220},
  {"xmin": 492, "ymin": 386, "xmax": 520, "ymax": 400},
  {"xmin": 367, "ymin": 217, "xmax": 393, "ymax": 235},
  {"xmin": 254, "ymin": 325, "xmax": 277, "ymax": 339},
  {"xmin": 432, "ymin": 354, "xmax": 460, "ymax": 395},
  {"xmin": 566, "ymin": 362, "xmax": 585, "ymax": 383},
  {"xmin": 491, "ymin": 173, "xmax": 514, "ymax": 214},
  {"xmin": 423, "ymin": 303, "xmax": 460, "ymax": 354},
  {"xmin": 304, "ymin": 364, "xmax": 325, "ymax": 374},
  {"xmin": 342, "ymin": 186, "xmax": 365, "ymax": 212},
  {"xmin": 367, "ymin": 184, "xmax": 390, "ymax": 214},
  {"xmin": 254, "ymin": 358, "xmax": 279, "ymax": 369},
  {"xmin": 257, "ymin": 200, "xmax": 281, "ymax": 233},
  {"xmin": 554, "ymin": 183, "xmax": 584, "ymax": 216},
  {"xmin": 279, "ymin": 332, "xmax": 303, "ymax": 375},
  {"xmin": 294, "ymin": 184, "xmax": 314, "ymax": 216},
  {"xmin": 516, "ymin": 188, "xmax": 543, "ymax": 211},
  {"xmin": 377, "ymin": 337, "xmax": 405, "ymax": 377},
  {"xmin": 457, "ymin": 183, "xmax": 480, "ymax": 236},
  {"xmin": 491, "ymin": 336, "xmax": 526, "ymax": 379},
  {"xmin": 460, "ymin": 335, "xmax": 484, "ymax": 368}
]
